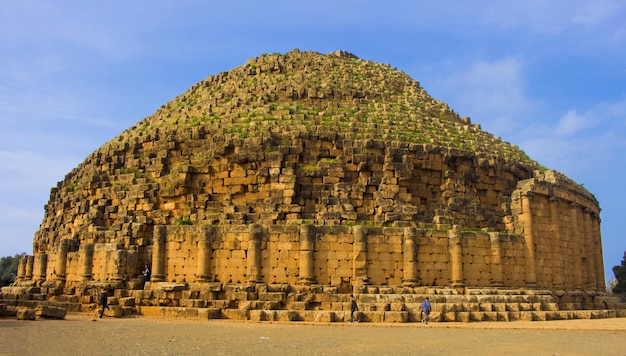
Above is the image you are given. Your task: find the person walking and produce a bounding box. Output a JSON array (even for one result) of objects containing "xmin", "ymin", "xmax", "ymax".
[
  {"xmin": 421, "ymin": 297, "xmax": 432, "ymax": 324},
  {"xmin": 349, "ymin": 294, "xmax": 359, "ymax": 323},
  {"xmin": 99, "ymin": 290, "xmax": 108, "ymax": 318}
]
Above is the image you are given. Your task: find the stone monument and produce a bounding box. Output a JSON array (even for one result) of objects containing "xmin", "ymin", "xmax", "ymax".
[{"xmin": 2, "ymin": 50, "xmax": 623, "ymax": 322}]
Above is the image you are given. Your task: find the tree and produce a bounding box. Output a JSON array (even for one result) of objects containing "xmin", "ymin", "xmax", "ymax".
[
  {"xmin": 612, "ymin": 250, "xmax": 626, "ymax": 294},
  {"xmin": 0, "ymin": 253, "xmax": 25, "ymax": 286}
]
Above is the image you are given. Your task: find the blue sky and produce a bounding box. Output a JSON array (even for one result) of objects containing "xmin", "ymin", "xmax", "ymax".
[{"xmin": 1, "ymin": 1, "xmax": 625, "ymax": 283}]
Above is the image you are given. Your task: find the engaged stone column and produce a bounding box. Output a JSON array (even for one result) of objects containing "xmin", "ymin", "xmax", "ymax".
[
  {"xmin": 548, "ymin": 197, "xmax": 564, "ymax": 289},
  {"xmin": 582, "ymin": 209, "xmax": 597, "ymax": 291},
  {"xmin": 56, "ymin": 239, "xmax": 69, "ymax": 281},
  {"xmin": 489, "ymin": 232, "xmax": 504, "ymax": 287},
  {"xmin": 80, "ymin": 243, "xmax": 94, "ymax": 281},
  {"xmin": 448, "ymin": 225, "xmax": 464, "ymax": 288},
  {"xmin": 25, "ymin": 255, "xmax": 34, "ymax": 281},
  {"xmin": 402, "ymin": 227, "xmax": 419, "ymax": 286},
  {"xmin": 298, "ymin": 224, "xmax": 316, "ymax": 285},
  {"xmin": 17, "ymin": 256, "xmax": 27, "ymax": 281},
  {"xmin": 247, "ymin": 224, "xmax": 263, "ymax": 283},
  {"xmin": 521, "ymin": 193, "xmax": 537, "ymax": 287},
  {"xmin": 195, "ymin": 227, "xmax": 212, "ymax": 282},
  {"xmin": 36, "ymin": 254, "xmax": 48, "ymax": 282},
  {"xmin": 151, "ymin": 226, "xmax": 167, "ymax": 282},
  {"xmin": 569, "ymin": 203, "xmax": 583, "ymax": 289},
  {"xmin": 592, "ymin": 213, "xmax": 605, "ymax": 291},
  {"xmin": 352, "ymin": 226, "xmax": 369, "ymax": 285}
]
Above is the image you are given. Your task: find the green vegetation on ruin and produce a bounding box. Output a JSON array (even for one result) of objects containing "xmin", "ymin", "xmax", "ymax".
[
  {"xmin": 102, "ymin": 49, "xmax": 539, "ymax": 170},
  {"xmin": 50, "ymin": 49, "xmax": 546, "ymax": 211}
]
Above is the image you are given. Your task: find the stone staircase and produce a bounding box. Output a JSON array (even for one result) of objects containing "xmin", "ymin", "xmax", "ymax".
[
  {"xmin": 112, "ymin": 284, "xmax": 626, "ymax": 322},
  {"xmin": 2, "ymin": 283, "xmax": 625, "ymax": 323}
]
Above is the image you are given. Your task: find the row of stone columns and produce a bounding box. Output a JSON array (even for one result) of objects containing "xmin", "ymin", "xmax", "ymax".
[
  {"xmin": 150, "ymin": 225, "xmax": 216, "ymax": 283},
  {"xmin": 20, "ymin": 207, "xmax": 602, "ymax": 291},
  {"xmin": 16, "ymin": 240, "xmax": 98, "ymax": 284},
  {"xmin": 524, "ymin": 192, "xmax": 604, "ymax": 291}
]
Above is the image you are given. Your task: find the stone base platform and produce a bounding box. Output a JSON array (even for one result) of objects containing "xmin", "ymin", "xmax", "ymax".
[{"xmin": 2, "ymin": 284, "xmax": 625, "ymax": 323}]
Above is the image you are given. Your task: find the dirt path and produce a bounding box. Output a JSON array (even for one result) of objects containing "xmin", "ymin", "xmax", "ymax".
[{"xmin": 1, "ymin": 315, "xmax": 625, "ymax": 355}]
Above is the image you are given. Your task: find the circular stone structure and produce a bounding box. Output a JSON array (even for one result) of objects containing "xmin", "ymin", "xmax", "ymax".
[{"xmin": 8, "ymin": 50, "xmax": 612, "ymax": 321}]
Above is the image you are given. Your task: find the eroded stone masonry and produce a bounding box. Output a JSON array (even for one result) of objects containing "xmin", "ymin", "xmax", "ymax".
[{"xmin": 2, "ymin": 50, "xmax": 623, "ymax": 322}]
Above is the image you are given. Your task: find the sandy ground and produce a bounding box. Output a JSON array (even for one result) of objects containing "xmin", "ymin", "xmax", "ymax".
[{"xmin": 1, "ymin": 314, "xmax": 625, "ymax": 356}]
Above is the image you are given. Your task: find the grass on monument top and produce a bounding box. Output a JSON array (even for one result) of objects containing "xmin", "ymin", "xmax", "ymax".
[{"xmin": 106, "ymin": 50, "xmax": 539, "ymax": 168}]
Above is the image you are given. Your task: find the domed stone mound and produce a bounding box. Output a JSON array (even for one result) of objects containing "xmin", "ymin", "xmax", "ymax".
[{"xmin": 8, "ymin": 50, "xmax": 616, "ymax": 323}]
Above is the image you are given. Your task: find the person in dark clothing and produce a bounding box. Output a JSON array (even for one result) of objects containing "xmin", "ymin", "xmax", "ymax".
[
  {"xmin": 421, "ymin": 297, "xmax": 432, "ymax": 324},
  {"xmin": 349, "ymin": 294, "xmax": 359, "ymax": 323},
  {"xmin": 99, "ymin": 290, "xmax": 108, "ymax": 318},
  {"xmin": 141, "ymin": 264, "xmax": 151, "ymax": 289}
]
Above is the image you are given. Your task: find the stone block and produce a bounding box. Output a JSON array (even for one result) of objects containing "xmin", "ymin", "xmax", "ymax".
[
  {"xmin": 483, "ymin": 311, "xmax": 498, "ymax": 321},
  {"xmin": 384, "ymin": 311, "xmax": 408, "ymax": 323},
  {"xmin": 158, "ymin": 283, "xmax": 186, "ymax": 292},
  {"xmin": 544, "ymin": 311, "xmax": 562, "ymax": 320},
  {"xmin": 16, "ymin": 307, "xmax": 36, "ymax": 320},
  {"xmin": 539, "ymin": 302, "xmax": 556, "ymax": 311},
  {"xmin": 505, "ymin": 303, "xmax": 519, "ymax": 312},
  {"xmin": 138, "ymin": 306, "xmax": 160, "ymax": 317},
  {"xmin": 204, "ymin": 307, "xmax": 222, "ymax": 320},
  {"xmin": 466, "ymin": 303, "xmax": 480, "ymax": 312},
  {"xmin": 534, "ymin": 311, "xmax": 547, "ymax": 321},
  {"xmin": 470, "ymin": 311, "xmax": 484, "ymax": 321},
  {"xmin": 361, "ymin": 311, "xmax": 383, "ymax": 322},
  {"xmin": 258, "ymin": 292, "xmax": 285, "ymax": 302},
  {"xmin": 313, "ymin": 311, "xmax": 335, "ymax": 322},
  {"xmin": 275, "ymin": 310, "xmax": 301, "ymax": 321},
  {"xmin": 390, "ymin": 302, "xmax": 404, "ymax": 312},
  {"xmin": 288, "ymin": 301, "xmax": 308, "ymax": 310},
  {"xmin": 35, "ymin": 305, "xmax": 67, "ymax": 319},
  {"xmin": 456, "ymin": 312, "xmax": 470, "ymax": 322},
  {"xmin": 80, "ymin": 295, "xmax": 93, "ymax": 304},
  {"xmin": 249, "ymin": 310, "xmax": 268, "ymax": 321},
  {"xmin": 104, "ymin": 305, "xmax": 124, "ymax": 318},
  {"xmin": 555, "ymin": 311, "xmax": 571, "ymax": 320},
  {"xmin": 123, "ymin": 306, "xmax": 135, "ymax": 316},
  {"xmin": 443, "ymin": 312, "xmax": 456, "ymax": 322},
  {"xmin": 428, "ymin": 311, "xmax": 442, "ymax": 322},
  {"xmin": 119, "ymin": 297, "xmax": 136, "ymax": 307},
  {"xmin": 519, "ymin": 311, "xmax": 534, "ymax": 321},
  {"xmin": 572, "ymin": 310, "xmax": 591, "ymax": 319},
  {"xmin": 507, "ymin": 311, "xmax": 520, "ymax": 321},
  {"xmin": 222, "ymin": 309, "xmax": 248, "ymax": 320},
  {"xmin": 181, "ymin": 299, "xmax": 206, "ymax": 308}
]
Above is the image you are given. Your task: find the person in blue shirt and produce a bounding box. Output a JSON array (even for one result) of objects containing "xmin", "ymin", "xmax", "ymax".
[{"xmin": 421, "ymin": 297, "xmax": 432, "ymax": 324}]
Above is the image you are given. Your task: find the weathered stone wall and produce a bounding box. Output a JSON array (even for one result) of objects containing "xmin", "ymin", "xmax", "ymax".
[{"xmin": 21, "ymin": 188, "xmax": 602, "ymax": 293}]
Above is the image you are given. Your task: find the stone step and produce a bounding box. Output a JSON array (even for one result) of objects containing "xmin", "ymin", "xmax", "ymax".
[
  {"xmin": 138, "ymin": 306, "xmax": 222, "ymax": 319},
  {"xmin": 135, "ymin": 305, "xmax": 626, "ymax": 323}
]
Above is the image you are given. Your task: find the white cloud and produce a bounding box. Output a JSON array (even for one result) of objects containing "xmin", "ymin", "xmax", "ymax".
[
  {"xmin": 0, "ymin": 150, "xmax": 77, "ymax": 189},
  {"xmin": 426, "ymin": 57, "xmax": 538, "ymax": 136},
  {"xmin": 0, "ymin": 204, "xmax": 40, "ymax": 256},
  {"xmin": 572, "ymin": 0, "xmax": 624, "ymax": 25},
  {"xmin": 517, "ymin": 98, "xmax": 626, "ymax": 179},
  {"xmin": 477, "ymin": 0, "xmax": 625, "ymax": 34},
  {"xmin": 554, "ymin": 99, "xmax": 626, "ymax": 137},
  {"xmin": 555, "ymin": 110, "xmax": 593, "ymax": 136},
  {"xmin": 0, "ymin": 204, "xmax": 42, "ymax": 223}
]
